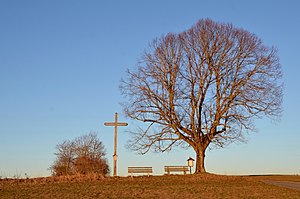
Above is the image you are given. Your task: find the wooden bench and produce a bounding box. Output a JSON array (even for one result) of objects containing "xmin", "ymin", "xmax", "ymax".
[
  {"xmin": 164, "ymin": 166, "xmax": 189, "ymax": 175},
  {"xmin": 128, "ymin": 166, "xmax": 153, "ymax": 177}
]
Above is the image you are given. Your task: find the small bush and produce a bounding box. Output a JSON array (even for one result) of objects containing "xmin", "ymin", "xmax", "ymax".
[{"xmin": 50, "ymin": 132, "xmax": 109, "ymax": 176}]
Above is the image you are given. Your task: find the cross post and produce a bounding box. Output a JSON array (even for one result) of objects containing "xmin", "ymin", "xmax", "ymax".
[{"xmin": 104, "ymin": 112, "xmax": 128, "ymax": 176}]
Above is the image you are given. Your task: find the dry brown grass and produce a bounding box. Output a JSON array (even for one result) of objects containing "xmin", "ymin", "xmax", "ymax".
[{"xmin": 0, "ymin": 174, "xmax": 299, "ymax": 198}]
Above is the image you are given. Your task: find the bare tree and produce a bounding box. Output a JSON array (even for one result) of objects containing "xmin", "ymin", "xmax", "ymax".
[
  {"xmin": 51, "ymin": 140, "xmax": 75, "ymax": 176},
  {"xmin": 50, "ymin": 132, "xmax": 109, "ymax": 176},
  {"xmin": 120, "ymin": 19, "xmax": 283, "ymax": 173}
]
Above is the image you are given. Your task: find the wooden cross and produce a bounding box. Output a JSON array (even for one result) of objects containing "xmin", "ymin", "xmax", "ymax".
[{"xmin": 104, "ymin": 112, "xmax": 128, "ymax": 176}]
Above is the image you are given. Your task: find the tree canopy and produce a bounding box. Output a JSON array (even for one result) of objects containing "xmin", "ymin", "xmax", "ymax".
[
  {"xmin": 120, "ymin": 19, "xmax": 283, "ymax": 173},
  {"xmin": 50, "ymin": 132, "xmax": 109, "ymax": 176}
]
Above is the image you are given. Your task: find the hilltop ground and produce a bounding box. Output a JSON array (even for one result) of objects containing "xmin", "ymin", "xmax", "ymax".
[{"xmin": 0, "ymin": 174, "xmax": 299, "ymax": 198}]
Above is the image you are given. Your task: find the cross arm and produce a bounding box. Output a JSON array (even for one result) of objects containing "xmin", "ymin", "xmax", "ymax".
[{"xmin": 104, "ymin": 122, "xmax": 128, "ymax": 126}]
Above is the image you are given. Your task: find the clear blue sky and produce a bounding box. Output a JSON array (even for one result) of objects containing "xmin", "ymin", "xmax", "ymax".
[{"xmin": 0, "ymin": 0, "xmax": 299, "ymax": 178}]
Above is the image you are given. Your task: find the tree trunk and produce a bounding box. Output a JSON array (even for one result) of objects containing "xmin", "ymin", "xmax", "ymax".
[{"xmin": 195, "ymin": 148, "xmax": 206, "ymax": 173}]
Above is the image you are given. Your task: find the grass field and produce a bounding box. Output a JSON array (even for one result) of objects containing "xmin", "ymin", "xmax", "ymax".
[{"xmin": 0, "ymin": 174, "xmax": 299, "ymax": 198}]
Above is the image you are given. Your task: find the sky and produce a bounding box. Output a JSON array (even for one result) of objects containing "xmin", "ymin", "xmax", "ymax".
[{"xmin": 0, "ymin": 0, "xmax": 299, "ymax": 178}]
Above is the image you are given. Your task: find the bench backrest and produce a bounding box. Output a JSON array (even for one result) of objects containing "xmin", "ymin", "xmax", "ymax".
[
  {"xmin": 164, "ymin": 166, "xmax": 189, "ymax": 172},
  {"xmin": 128, "ymin": 167, "xmax": 153, "ymax": 174}
]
